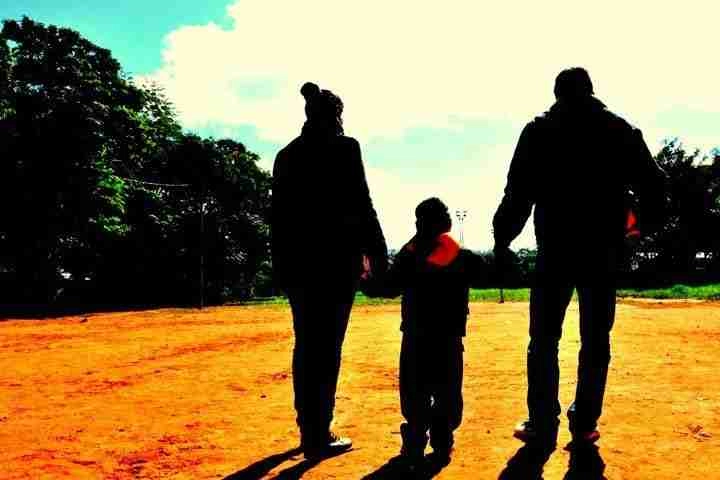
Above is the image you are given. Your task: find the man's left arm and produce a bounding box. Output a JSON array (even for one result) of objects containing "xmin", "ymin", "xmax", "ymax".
[{"xmin": 627, "ymin": 128, "xmax": 668, "ymax": 235}]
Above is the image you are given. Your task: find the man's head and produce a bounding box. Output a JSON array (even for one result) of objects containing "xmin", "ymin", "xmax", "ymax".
[
  {"xmin": 415, "ymin": 197, "xmax": 452, "ymax": 239},
  {"xmin": 554, "ymin": 67, "xmax": 594, "ymax": 101}
]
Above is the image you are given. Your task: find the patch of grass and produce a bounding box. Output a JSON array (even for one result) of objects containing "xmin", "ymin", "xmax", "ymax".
[
  {"xmin": 235, "ymin": 296, "xmax": 289, "ymax": 306},
  {"xmin": 357, "ymin": 288, "xmax": 532, "ymax": 305},
  {"xmin": 241, "ymin": 288, "xmax": 531, "ymax": 306},
  {"xmin": 618, "ymin": 283, "xmax": 720, "ymax": 300},
  {"xmin": 241, "ymin": 283, "xmax": 720, "ymax": 306},
  {"xmin": 469, "ymin": 288, "xmax": 530, "ymax": 302}
]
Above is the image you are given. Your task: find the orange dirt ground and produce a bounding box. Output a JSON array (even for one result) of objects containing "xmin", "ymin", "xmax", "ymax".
[{"xmin": 0, "ymin": 300, "xmax": 718, "ymax": 479}]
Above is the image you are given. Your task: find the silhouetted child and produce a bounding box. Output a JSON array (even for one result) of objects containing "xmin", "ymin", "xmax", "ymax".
[{"xmin": 365, "ymin": 197, "xmax": 489, "ymax": 469}]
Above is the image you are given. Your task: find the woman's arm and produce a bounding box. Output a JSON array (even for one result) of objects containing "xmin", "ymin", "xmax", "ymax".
[
  {"xmin": 271, "ymin": 149, "xmax": 290, "ymax": 287},
  {"xmin": 347, "ymin": 138, "xmax": 388, "ymax": 274}
]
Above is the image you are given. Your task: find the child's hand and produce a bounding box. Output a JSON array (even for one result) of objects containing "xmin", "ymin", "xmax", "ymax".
[{"xmin": 359, "ymin": 276, "xmax": 384, "ymax": 298}]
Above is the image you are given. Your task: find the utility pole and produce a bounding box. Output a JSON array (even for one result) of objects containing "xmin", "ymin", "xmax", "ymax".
[{"xmin": 199, "ymin": 198, "xmax": 206, "ymax": 310}]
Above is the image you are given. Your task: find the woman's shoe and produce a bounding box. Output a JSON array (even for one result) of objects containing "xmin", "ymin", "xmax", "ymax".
[{"xmin": 303, "ymin": 432, "xmax": 352, "ymax": 460}]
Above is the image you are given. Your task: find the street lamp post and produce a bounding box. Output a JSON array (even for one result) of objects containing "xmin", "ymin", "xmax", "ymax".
[{"xmin": 454, "ymin": 209, "xmax": 468, "ymax": 246}]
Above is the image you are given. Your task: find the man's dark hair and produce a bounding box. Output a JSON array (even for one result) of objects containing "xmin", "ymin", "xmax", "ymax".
[
  {"xmin": 554, "ymin": 67, "xmax": 594, "ymax": 100},
  {"xmin": 415, "ymin": 197, "xmax": 452, "ymax": 237}
]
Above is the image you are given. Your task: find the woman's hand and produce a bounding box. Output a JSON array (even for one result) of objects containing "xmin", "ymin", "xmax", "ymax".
[{"xmin": 360, "ymin": 255, "xmax": 372, "ymax": 280}]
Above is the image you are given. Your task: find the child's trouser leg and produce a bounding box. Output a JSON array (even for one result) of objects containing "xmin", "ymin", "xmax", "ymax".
[
  {"xmin": 400, "ymin": 333, "xmax": 431, "ymax": 455},
  {"xmin": 430, "ymin": 337, "xmax": 464, "ymax": 452}
]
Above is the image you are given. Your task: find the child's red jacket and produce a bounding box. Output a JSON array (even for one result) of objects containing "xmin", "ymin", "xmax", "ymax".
[{"xmin": 383, "ymin": 233, "xmax": 488, "ymax": 337}]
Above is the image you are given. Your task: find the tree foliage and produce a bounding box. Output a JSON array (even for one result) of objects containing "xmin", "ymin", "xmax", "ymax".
[
  {"xmin": 627, "ymin": 140, "xmax": 720, "ymax": 284},
  {"xmin": 0, "ymin": 17, "xmax": 270, "ymax": 307}
]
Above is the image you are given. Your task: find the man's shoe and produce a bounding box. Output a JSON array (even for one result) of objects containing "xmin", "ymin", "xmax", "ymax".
[
  {"xmin": 571, "ymin": 429, "xmax": 601, "ymax": 444},
  {"xmin": 303, "ymin": 432, "xmax": 352, "ymax": 460},
  {"xmin": 513, "ymin": 420, "xmax": 558, "ymax": 445},
  {"xmin": 566, "ymin": 405, "xmax": 600, "ymax": 444}
]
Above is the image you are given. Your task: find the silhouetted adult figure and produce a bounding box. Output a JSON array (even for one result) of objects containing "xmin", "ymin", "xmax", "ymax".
[
  {"xmin": 272, "ymin": 82, "xmax": 388, "ymax": 459},
  {"xmin": 493, "ymin": 68, "xmax": 666, "ymax": 445}
]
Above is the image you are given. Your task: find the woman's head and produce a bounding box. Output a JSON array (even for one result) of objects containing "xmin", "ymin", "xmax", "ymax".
[{"xmin": 301, "ymin": 82, "xmax": 344, "ymax": 135}]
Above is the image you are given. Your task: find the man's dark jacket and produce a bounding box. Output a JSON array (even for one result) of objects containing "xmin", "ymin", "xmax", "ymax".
[
  {"xmin": 272, "ymin": 133, "xmax": 387, "ymax": 287},
  {"xmin": 493, "ymin": 97, "xmax": 666, "ymax": 277}
]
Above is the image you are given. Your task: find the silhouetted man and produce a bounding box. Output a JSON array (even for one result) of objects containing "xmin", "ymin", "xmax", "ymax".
[
  {"xmin": 493, "ymin": 68, "xmax": 666, "ymax": 445},
  {"xmin": 272, "ymin": 82, "xmax": 388, "ymax": 459}
]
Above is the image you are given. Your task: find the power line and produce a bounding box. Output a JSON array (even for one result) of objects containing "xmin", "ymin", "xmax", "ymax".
[{"xmin": 117, "ymin": 176, "xmax": 190, "ymax": 188}]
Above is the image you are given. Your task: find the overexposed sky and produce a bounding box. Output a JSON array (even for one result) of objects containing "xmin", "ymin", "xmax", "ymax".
[{"xmin": 140, "ymin": 0, "xmax": 720, "ymax": 249}]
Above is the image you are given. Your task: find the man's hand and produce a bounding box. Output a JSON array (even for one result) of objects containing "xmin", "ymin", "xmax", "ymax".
[{"xmin": 493, "ymin": 245, "xmax": 518, "ymax": 281}]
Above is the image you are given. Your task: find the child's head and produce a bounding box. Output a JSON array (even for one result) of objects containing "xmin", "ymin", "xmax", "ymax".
[{"xmin": 415, "ymin": 197, "xmax": 452, "ymax": 239}]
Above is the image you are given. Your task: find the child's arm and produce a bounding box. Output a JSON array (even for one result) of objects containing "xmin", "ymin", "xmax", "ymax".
[
  {"xmin": 375, "ymin": 247, "xmax": 414, "ymax": 298},
  {"xmin": 466, "ymin": 251, "xmax": 492, "ymax": 289},
  {"xmin": 362, "ymin": 243, "xmax": 422, "ymax": 298}
]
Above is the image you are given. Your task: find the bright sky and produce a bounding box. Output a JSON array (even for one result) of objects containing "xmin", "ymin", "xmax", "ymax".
[{"xmin": 3, "ymin": 1, "xmax": 720, "ymax": 250}]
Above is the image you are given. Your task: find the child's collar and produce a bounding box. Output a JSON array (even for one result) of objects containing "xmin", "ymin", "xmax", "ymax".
[{"xmin": 406, "ymin": 232, "xmax": 461, "ymax": 267}]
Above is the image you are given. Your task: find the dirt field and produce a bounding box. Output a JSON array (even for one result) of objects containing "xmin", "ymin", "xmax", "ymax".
[{"xmin": 0, "ymin": 300, "xmax": 718, "ymax": 479}]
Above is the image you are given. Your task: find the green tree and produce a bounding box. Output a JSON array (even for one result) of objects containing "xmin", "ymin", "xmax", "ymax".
[
  {"xmin": 0, "ymin": 17, "xmax": 144, "ymax": 302},
  {"xmin": 631, "ymin": 139, "xmax": 720, "ymax": 282},
  {"xmin": 98, "ymin": 134, "xmax": 271, "ymax": 305},
  {"xmin": 0, "ymin": 17, "xmax": 274, "ymax": 307}
]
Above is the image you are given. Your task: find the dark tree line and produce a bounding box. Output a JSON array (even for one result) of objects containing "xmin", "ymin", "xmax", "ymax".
[
  {"xmin": 626, "ymin": 140, "xmax": 720, "ymax": 286},
  {"xmin": 0, "ymin": 17, "xmax": 271, "ymax": 309}
]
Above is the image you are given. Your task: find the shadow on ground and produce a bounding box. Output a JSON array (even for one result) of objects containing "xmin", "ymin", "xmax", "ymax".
[
  {"xmin": 497, "ymin": 441, "xmax": 607, "ymax": 480},
  {"xmin": 223, "ymin": 447, "xmax": 302, "ymax": 480},
  {"xmin": 362, "ymin": 454, "xmax": 450, "ymax": 479},
  {"xmin": 563, "ymin": 442, "xmax": 607, "ymax": 480},
  {"xmin": 498, "ymin": 443, "xmax": 556, "ymax": 479},
  {"xmin": 223, "ymin": 447, "xmax": 358, "ymax": 480}
]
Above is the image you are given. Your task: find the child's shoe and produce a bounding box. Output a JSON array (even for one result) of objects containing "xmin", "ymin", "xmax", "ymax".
[
  {"xmin": 427, "ymin": 446, "xmax": 453, "ymax": 467},
  {"xmin": 513, "ymin": 419, "xmax": 558, "ymax": 446}
]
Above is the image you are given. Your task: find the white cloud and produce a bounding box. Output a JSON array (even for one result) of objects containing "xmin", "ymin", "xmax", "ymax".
[
  {"xmin": 366, "ymin": 145, "xmax": 536, "ymax": 250},
  {"xmin": 139, "ymin": 0, "xmax": 720, "ymax": 249},
  {"xmin": 140, "ymin": 0, "xmax": 720, "ymax": 146}
]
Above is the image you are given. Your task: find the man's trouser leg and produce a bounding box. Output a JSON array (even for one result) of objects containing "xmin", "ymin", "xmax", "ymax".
[
  {"xmin": 569, "ymin": 284, "xmax": 616, "ymax": 433},
  {"xmin": 400, "ymin": 334, "xmax": 431, "ymax": 455},
  {"xmin": 288, "ymin": 285, "xmax": 355, "ymax": 444},
  {"xmin": 527, "ymin": 281, "xmax": 574, "ymax": 432},
  {"xmin": 429, "ymin": 337, "xmax": 464, "ymax": 452}
]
